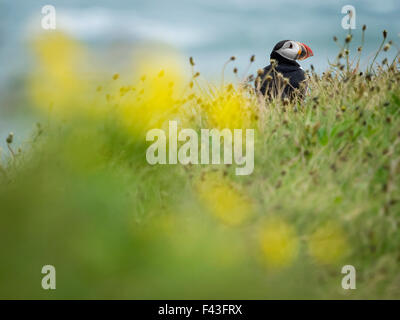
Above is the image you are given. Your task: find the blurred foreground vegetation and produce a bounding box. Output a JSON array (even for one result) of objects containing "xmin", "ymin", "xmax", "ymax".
[{"xmin": 0, "ymin": 30, "xmax": 400, "ymax": 299}]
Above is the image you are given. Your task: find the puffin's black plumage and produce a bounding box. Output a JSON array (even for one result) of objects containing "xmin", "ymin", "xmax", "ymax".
[
  {"xmin": 256, "ymin": 40, "xmax": 313, "ymax": 100},
  {"xmin": 258, "ymin": 60, "xmax": 306, "ymax": 100}
]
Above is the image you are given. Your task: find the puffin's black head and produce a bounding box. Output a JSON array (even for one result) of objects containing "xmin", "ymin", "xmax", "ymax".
[{"xmin": 270, "ymin": 40, "xmax": 313, "ymax": 64}]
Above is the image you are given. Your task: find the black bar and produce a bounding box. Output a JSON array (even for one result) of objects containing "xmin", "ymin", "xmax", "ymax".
[{"xmin": 1, "ymin": 300, "xmax": 398, "ymax": 318}]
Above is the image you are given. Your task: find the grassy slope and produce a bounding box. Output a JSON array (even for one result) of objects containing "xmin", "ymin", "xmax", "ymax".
[{"xmin": 0, "ymin": 36, "xmax": 399, "ymax": 299}]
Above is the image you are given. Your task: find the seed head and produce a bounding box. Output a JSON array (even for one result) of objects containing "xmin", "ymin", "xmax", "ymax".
[
  {"xmin": 230, "ymin": 56, "xmax": 236, "ymax": 61},
  {"xmin": 6, "ymin": 132, "xmax": 13, "ymax": 144},
  {"xmin": 250, "ymin": 55, "xmax": 255, "ymax": 62},
  {"xmin": 362, "ymin": 24, "xmax": 367, "ymax": 31},
  {"xmin": 283, "ymin": 78, "xmax": 289, "ymax": 85},
  {"xmin": 189, "ymin": 56, "xmax": 195, "ymax": 66},
  {"xmin": 333, "ymin": 36, "xmax": 338, "ymax": 42},
  {"xmin": 257, "ymin": 69, "xmax": 264, "ymax": 76},
  {"xmin": 233, "ymin": 67, "xmax": 238, "ymax": 74},
  {"xmin": 383, "ymin": 43, "xmax": 391, "ymax": 52},
  {"xmin": 383, "ymin": 30, "xmax": 387, "ymax": 39},
  {"xmin": 345, "ymin": 34, "xmax": 352, "ymax": 43},
  {"xmin": 112, "ymin": 73, "xmax": 119, "ymax": 80}
]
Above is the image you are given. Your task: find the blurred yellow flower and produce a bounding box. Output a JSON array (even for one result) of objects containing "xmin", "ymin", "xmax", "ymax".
[
  {"xmin": 203, "ymin": 85, "xmax": 256, "ymax": 130},
  {"xmin": 308, "ymin": 221, "xmax": 349, "ymax": 265},
  {"xmin": 28, "ymin": 32, "xmax": 89, "ymax": 116},
  {"xmin": 116, "ymin": 46, "xmax": 191, "ymax": 137},
  {"xmin": 258, "ymin": 218, "xmax": 299, "ymax": 269},
  {"xmin": 196, "ymin": 172, "xmax": 254, "ymax": 226}
]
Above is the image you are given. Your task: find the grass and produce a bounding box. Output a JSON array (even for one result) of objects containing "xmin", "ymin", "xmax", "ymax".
[{"xmin": 0, "ymin": 29, "xmax": 400, "ymax": 299}]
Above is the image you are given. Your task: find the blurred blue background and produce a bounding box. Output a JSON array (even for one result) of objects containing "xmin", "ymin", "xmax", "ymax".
[{"xmin": 0, "ymin": 0, "xmax": 399, "ymax": 151}]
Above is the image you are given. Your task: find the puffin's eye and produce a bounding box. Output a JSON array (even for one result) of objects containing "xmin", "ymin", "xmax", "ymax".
[{"xmin": 289, "ymin": 43, "xmax": 293, "ymax": 49}]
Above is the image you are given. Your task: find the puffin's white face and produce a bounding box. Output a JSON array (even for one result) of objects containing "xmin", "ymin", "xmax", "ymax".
[
  {"xmin": 275, "ymin": 40, "xmax": 314, "ymax": 61},
  {"xmin": 276, "ymin": 41, "xmax": 301, "ymax": 61}
]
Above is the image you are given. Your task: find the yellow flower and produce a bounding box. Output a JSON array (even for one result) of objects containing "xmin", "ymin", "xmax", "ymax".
[
  {"xmin": 28, "ymin": 32, "xmax": 89, "ymax": 117},
  {"xmin": 258, "ymin": 218, "xmax": 299, "ymax": 269},
  {"xmin": 308, "ymin": 221, "xmax": 349, "ymax": 265},
  {"xmin": 204, "ymin": 86, "xmax": 256, "ymax": 130},
  {"xmin": 196, "ymin": 172, "xmax": 254, "ymax": 226},
  {"xmin": 115, "ymin": 46, "xmax": 192, "ymax": 137}
]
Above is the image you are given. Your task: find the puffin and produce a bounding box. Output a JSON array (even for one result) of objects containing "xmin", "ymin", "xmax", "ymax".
[{"xmin": 256, "ymin": 40, "xmax": 313, "ymax": 100}]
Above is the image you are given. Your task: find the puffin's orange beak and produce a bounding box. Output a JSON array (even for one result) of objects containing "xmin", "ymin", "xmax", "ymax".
[{"xmin": 297, "ymin": 42, "xmax": 313, "ymax": 60}]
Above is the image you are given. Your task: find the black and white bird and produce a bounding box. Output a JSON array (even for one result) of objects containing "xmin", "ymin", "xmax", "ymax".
[{"xmin": 256, "ymin": 40, "xmax": 313, "ymax": 100}]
